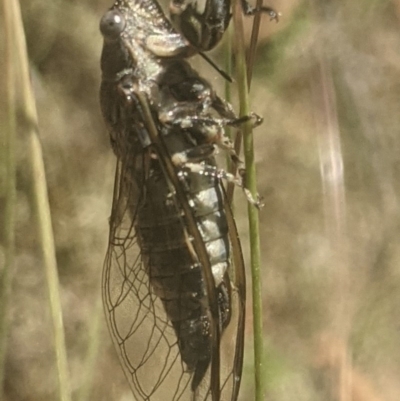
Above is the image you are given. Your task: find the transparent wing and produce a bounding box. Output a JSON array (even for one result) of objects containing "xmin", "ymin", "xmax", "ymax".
[
  {"xmin": 103, "ymin": 157, "xmax": 192, "ymax": 400},
  {"xmin": 102, "ymin": 142, "xmax": 245, "ymax": 401}
]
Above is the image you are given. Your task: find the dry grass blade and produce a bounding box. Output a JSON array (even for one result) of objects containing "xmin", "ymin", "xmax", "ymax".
[
  {"xmin": 0, "ymin": 2, "xmax": 17, "ymax": 395},
  {"xmin": 1, "ymin": 1, "xmax": 72, "ymax": 400}
]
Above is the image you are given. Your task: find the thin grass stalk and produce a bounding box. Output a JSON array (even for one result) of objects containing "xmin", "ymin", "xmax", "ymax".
[
  {"xmin": 232, "ymin": 2, "xmax": 265, "ymax": 401},
  {"xmin": 226, "ymin": 2, "xmax": 265, "ymax": 203},
  {"xmin": 224, "ymin": 24, "xmax": 235, "ymax": 199},
  {"xmin": 6, "ymin": 1, "xmax": 72, "ymax": 400},
  {"xmin": 224, "ymin": 24, "xmax": 233, "ymax": 104},
  {"xmin": 246, "ymin": 0, "xmax": 263, "ymax": 87},
  {"xmin": 0, "ymin": 3, "xmax": 17, "ymax": 395},
  {"xmin": 76, "ymin": 296, "xmax": 103, "ymax": 401}
]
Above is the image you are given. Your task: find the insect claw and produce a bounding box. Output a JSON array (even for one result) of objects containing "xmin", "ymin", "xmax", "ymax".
[
  {"xmin": 255, "ymin": 194, "xmax": 265, "ymax": 209},
  {"xmin": 262, "ymin": 7, "xmax": 280, "ymax": 22},
  {"xmin": 243, "ymin": 188, "xmax": 263, "ymax": 208},
  {"xmin": 241, "ymin": 1, "xmax": 280, "ymax": 22},
  {"xmin": 269, "ymin": 10, "xmax": 281, "ymax": 22},
  {"xmin": 250, "ymin": 112, "xmax": 263, "ymax": 127},
  {"xmin": 236, "ymin": 168, "xmax": 262, "ymax": 208}
]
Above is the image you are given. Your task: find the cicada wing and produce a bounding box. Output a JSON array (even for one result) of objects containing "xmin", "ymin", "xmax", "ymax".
[
  {"xmin": 221, "ymin": 197, "xmax": 246, "ymax": 401},
  {"xmin": 194, "ymin": 286, "xmax": 244, "ymax": 401},
  {"xmin": 134, "ymin": 92, "xmax": 247, "ymax": 401},
  {"xmin": 103, "ymin": 158, "xmax": 195, "ymax": 401},
  {"xmin": 103, "ymin": 94, "xmax": 246, "ymax": 401},
  {"xmin": 103, "ymin": 159, "xmax": 246, "ymax": 401}
]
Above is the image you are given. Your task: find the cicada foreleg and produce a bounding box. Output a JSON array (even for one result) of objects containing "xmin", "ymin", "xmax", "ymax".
[
  {"xmin": 159, "ymin": 103, "xmax": 262, "ymax": 161},
  {"xmin": 169, "ymin": 0, "xmax": 279, "ymax": 52}
]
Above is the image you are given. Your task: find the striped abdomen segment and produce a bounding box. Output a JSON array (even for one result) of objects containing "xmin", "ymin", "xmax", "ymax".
[{"xmin": 136, "ymin": 158, "xmax": 231, "ymax": 385}]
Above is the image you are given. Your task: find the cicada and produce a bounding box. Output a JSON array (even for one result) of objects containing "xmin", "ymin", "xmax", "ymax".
[{"xmin": 99, "ymin": 0, "xmax": 270, "ymax": 400}]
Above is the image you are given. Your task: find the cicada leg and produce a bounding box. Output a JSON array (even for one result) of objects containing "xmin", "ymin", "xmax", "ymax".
[
  {"xmin": 240, "ymin": 0, "xmax": 280, "ymax": 21},
  {"xmin": 172, "ymin": 156, "xmax": 263, "ymax": 208},
  {"xmin": 169, "ymin": 0, "xmax": 279, "ymax": 52}
]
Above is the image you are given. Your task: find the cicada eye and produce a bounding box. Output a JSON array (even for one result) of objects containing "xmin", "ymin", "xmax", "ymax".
[{"xmin": 100, "ymin": 10, "xmax": 126, "ymax": 39}]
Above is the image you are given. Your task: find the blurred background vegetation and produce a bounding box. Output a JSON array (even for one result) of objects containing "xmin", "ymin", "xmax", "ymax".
[{"xmin": 1, "ymin": 0, "xmax": 400, "ymax": 400}]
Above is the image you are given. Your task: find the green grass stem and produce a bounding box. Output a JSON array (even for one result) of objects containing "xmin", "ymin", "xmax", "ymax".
[{"xmin": 232, "ymin": 2, "xmax": 265, "ymax": 401}]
